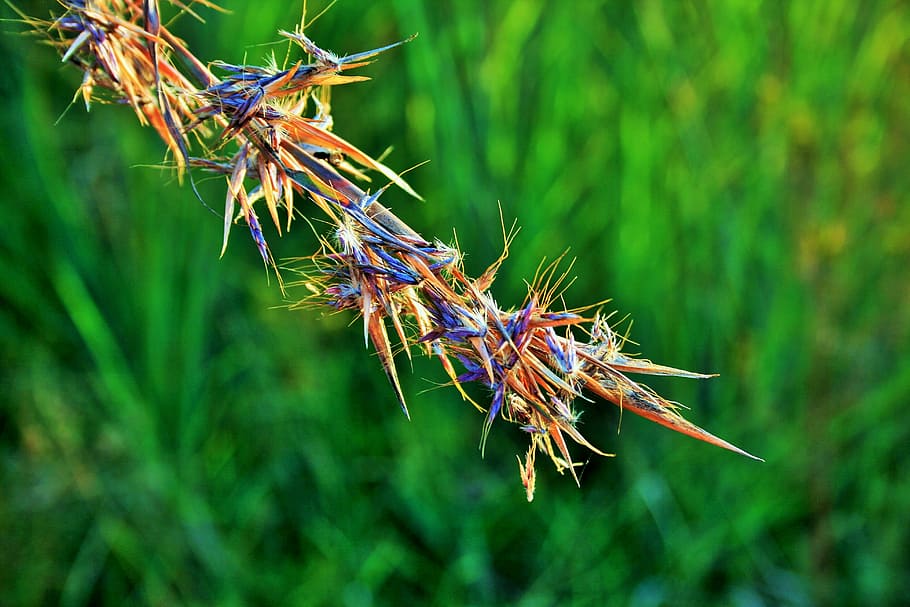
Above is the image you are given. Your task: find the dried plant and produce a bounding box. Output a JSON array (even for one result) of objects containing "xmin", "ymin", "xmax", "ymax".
[{"xmin": 22, "ymin": 0, "xmax": 760, "ymax": 500}]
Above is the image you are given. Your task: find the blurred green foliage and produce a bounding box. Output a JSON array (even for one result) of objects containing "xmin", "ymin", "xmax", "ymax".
[{"xmin": 2, "ymin": 1, "xmax": 909, "ymax": 605}]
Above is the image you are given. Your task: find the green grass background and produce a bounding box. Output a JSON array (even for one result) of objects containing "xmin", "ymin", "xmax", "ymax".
[{"xmin": 2, "ymin": 1, "xmax": 908, "ymax": 605}]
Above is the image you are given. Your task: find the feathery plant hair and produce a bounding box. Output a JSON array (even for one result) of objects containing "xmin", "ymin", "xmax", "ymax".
[{"xmin": 22, "ymin": 0, "xmax": 760, "ymax": 500}]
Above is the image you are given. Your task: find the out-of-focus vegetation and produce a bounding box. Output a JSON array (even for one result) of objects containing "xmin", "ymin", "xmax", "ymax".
[{"xmin": 1, "ymin": 1, "xmax": 908, "ymax": 605}]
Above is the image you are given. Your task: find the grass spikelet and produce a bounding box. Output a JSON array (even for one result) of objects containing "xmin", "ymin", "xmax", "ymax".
[{"xmin": 25, "ymin": 0, "xmax": 761, "ymax": 500}]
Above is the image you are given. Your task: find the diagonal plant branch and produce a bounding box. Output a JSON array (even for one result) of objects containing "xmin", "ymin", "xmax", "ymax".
[{"xmin": 22, "ymin": 0, "xmax": 760, "ymax": 501}]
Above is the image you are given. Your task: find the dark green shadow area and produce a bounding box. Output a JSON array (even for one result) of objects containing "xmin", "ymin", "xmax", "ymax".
[{"xmin": 1, "ymin": 1, "xmax": 908, "ymax": 605}]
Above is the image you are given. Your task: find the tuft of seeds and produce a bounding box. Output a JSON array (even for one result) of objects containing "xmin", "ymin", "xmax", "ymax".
[{"xmin": 27, "ymin": 0, "xmax": 761, "ymax": 499}]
